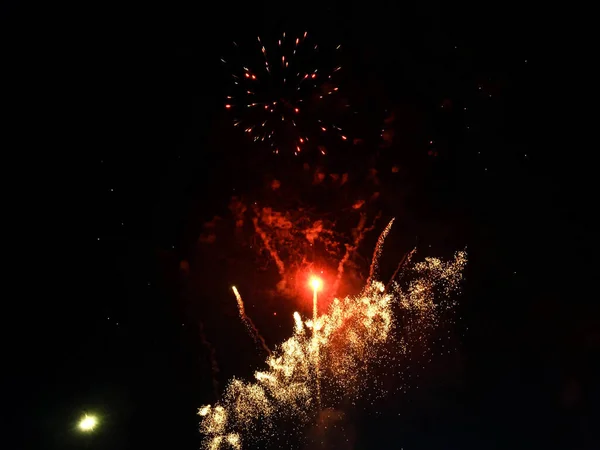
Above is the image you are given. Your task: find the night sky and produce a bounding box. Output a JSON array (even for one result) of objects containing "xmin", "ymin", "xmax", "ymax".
[{"xmin": 9, "ymin": 2, "xmax": 597, "ymax": 450}]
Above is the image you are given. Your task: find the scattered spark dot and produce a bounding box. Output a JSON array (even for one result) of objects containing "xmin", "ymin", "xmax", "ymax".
[{"xmin": 222, "ymin": 33, "xmax": 347, "ymax": 154}]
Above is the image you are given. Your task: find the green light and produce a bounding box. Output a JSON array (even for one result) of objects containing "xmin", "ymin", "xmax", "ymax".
[{"xmin": 78, "ymin": 414, "xmax": 98, "ymax": 432}]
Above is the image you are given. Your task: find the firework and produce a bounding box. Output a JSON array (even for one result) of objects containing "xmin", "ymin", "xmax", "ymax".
[
  {"xmin": 198, "ymin": 220, "xmax": 467, "ymax": 449},
  {"xmin": 222, "ymin": 31, "xmax": 348, "ymax": 155},
  {"xmin": 232, "ymin": 286, "xmax": 272, "ymax": 356}
]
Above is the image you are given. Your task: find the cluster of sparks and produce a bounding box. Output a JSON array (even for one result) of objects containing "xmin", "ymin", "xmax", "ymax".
[
  {"xmin": 222, "ymin": 32, "xmax": 348, "ymax": 155},
  {"xmin": 198, "ymin": 220, "xmax": 467, "ymax": 449}
]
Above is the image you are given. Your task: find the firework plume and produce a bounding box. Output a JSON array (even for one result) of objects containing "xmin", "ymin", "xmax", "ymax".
[{"xmin": 198, "ymin": 220, "xmax": 467, "ymax": 449}]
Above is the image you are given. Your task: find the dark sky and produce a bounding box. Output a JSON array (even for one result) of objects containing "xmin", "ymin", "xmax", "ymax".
[{"xmin": 6, "ymin": 2, "xmax": 597, "ymax": 450}]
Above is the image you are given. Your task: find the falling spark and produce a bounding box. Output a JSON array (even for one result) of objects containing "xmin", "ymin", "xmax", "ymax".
[
  {"xmin": 232, "ymin": 286, "xmax": 272, "ymax": 355},
  {"xmin": 222, "ymin": 32, "xmax": 348, "ymax": 154},
  {"xmin": 252, "ymin": 217, "xmax": 286, "ymax": 284},
  {"xmin": 199, "ymin": 221, "xmax": 467, "ymax": 449},
  {"xmin": 332, "ymin": 212, "xmax": 381, "ymax": 296},
  {"xmin": 385, "ymin": 248, "xmax": 417, "ymax": 292},
  {"xmin": 366, "ymin": 218, "xmax": 395, "ymax": 287}
]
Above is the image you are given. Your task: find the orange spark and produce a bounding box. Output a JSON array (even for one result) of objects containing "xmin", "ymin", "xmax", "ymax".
[{"xmin": 309, "ymin": 276, "xmax": 322, "ymax": 291}]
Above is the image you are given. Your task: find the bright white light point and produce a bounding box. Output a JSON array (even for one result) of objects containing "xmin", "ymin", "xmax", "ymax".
[
  {"xmin": 78, "ymin": 414, "xmax": 97, "ymax": 431},
  {"xmin": 310, "ymin": 276, "xmax": 322, "ymax": 291}
]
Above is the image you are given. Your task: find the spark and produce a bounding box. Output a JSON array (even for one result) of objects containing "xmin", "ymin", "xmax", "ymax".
[
  {"xmin": 332, "ymin": 212, "xmax": 381, "ymax": 296},
  {"xmin": 199, "ymin": 220, "xmax": 467, "ymax": 449},
  {"xmin": 78, "ymin": 414, "xmax": 97, "ymax": 432},
  {"xmin": 366, "ymin": 218, "xmax": 394, "ymax": 287},
  {"xmin": 232, "ymin": 286, "xmax": 271, "ymax": 355},
  {"xmin": 309, "ymin": 276, "xmax": 324, "ymax": 409},
  {"xmin": 309, "ymin": 277, "xmax": 322, "ymax": 292},
  {"xmin": 222, "ymin": 32, "xmax": 348, "ymax": 154}
]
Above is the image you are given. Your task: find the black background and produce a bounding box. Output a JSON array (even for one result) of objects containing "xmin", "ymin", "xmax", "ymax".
[{"xmin": 4, "ymin": 1, "xmax": 596, "ymax": 449}]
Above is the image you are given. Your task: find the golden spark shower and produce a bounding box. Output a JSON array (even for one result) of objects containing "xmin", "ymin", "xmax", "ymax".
[{"xmin": 198, "ymin": 219, "xmax": 467, "ymax": 449}]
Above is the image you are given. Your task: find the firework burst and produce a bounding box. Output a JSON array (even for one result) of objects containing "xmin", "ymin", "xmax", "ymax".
[
  {"xmin": 221, "ymin": 31, "xmax": 349, "ymax": 155},
  {"xmin": 198, "ymin": 220, "xmax": 467, "ymax": 449}
]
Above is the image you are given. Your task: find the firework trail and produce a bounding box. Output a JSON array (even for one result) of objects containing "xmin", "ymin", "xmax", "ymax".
[
  {"xmin": 332, "ymin": 212, "xmax": 381, "ymax": 296},
  {"xmin": 232, "ymin": 286, "xmax": 272, "ymax": 356},
  {"xmin": 385, "ymin": 247, "xmax": 416, "ymax": 292},
  {"xmin": 365, "ymin": 217, "xmax": 395, "ymax": 287},
  {"xmin": 198, "ymin": 220, "xmax": 467, "ymax": 449},
  {"xmin": 252, "ymin": 216, "xmax": 286, "ymax": 287}
]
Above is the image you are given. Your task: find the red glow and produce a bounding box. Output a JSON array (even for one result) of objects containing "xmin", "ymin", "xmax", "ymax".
[
  {"xmin": 309, "ymin": 276, "xmax": 322, "ymax": 291},
  {"xmin": 311, "ymin": 73, "xmax": 316, "ymax": 79},
  {"xmin": 225, "ymin": 104, "xmax": 231, "ymax": 109}
]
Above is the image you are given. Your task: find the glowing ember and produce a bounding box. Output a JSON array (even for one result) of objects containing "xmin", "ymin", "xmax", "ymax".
[
  {"xmin": 78, "ymin": 414, "xmax": 97, "ymax": 432},
  {"xmin": 309, "ymin": 276, "xmax": 322, "ymax": 291}
]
